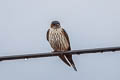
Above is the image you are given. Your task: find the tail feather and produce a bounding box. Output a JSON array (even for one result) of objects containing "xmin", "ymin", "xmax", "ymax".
[
  {"xmin": 66, "ymin": 54, "xmax": 77, "ymax": 71},
  {"xmin": 59, "ymin": 54, "xmax": 77, "ymax": 71},
  {"xmin": 59, "ymin": 55, "xmax": 71, "ymax": 67}
]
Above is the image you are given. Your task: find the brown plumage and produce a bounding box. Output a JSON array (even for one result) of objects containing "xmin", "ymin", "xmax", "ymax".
[{"xmin": 47, "ymin": 21, "xmax": 77, "ymax": 71}]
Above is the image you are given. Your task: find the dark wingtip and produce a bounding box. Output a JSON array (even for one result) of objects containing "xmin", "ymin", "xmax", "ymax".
[{"xmin": 72, "ymin": 64, "xmax": 77, "ymax": 71}]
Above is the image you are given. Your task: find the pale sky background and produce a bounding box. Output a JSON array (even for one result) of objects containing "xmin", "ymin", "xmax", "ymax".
[{"xmin": 0, "ymin": 0, "xmax": 120, "ymax": 80}]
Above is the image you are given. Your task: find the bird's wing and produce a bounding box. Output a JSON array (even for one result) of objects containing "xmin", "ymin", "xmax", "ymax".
[
  {"xmin": 61, "ymin": 28, "xmax": 77, "ymax": 71},
  {"xmin": 47, "ymin": 29, "xmax": 50, "ymax": 41},
  {"xmin": 61, "ymin": 28, "xmax": 71, "ymax": 50}
]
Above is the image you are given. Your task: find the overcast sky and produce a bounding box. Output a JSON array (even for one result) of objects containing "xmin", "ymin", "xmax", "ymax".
[{"xmin": 0, "ymin": 0, "xmax": 120, "ymax": 80}]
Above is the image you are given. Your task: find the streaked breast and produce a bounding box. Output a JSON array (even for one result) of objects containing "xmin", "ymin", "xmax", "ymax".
[{"xmin": 49, "ymin": 28, "xmax": 69, "ymax": 51}]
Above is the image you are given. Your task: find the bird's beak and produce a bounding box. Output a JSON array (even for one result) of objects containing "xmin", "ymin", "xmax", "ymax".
[{"xmin": 56, "ymin": 24, "xmax": 60, "ymax": 26}]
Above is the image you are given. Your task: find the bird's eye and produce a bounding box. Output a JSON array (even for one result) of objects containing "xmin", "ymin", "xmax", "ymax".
[{"xmin": 57, "ymin": 24, "xmax": 59, "ymax": 25}]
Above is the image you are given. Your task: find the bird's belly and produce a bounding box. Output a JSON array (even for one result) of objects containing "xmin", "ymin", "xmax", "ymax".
[{"xmin": 49, "ymin": 33, "xmax": 69, "ymax": 51}]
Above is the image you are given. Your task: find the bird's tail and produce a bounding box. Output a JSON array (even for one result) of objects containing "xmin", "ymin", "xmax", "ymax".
[
  {"xmin": 66, "ymin": 54, "xmax": 77, "ymax": 71},
  {"xmin": 59, "ymin": 54, "xmax": 77, "ymax": 71},
  {"xmin": 59, "ymin": 55, "xmax": 71, "ymax": 67}
]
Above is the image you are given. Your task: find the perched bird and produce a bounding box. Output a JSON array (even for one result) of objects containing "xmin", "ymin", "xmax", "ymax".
[{"xmin": 47, "ymin": 21, "xmax": 77, "ymax": 71}]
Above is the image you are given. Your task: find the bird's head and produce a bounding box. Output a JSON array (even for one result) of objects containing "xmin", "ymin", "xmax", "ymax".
[{"xmin": 51, "ymin": 21, "xmax": 61, "ymax": 29}]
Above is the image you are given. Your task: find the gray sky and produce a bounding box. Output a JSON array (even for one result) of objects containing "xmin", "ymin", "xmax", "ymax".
[{"xmin": 0, "ymin": 0, "xmax": 120, "ymax": 80}]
